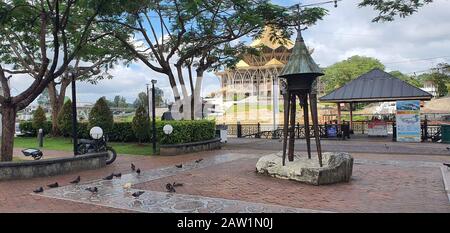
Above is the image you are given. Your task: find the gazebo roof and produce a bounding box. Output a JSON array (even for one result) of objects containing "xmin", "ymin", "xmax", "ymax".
[{"xmin": 319, "ymin": 68, "xmax": 433, "ymax": 103}]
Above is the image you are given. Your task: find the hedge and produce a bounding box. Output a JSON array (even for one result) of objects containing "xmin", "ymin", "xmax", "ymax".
[{"xmin": 19, "ymin": 120, "xmax": 216, "ymax": 145}]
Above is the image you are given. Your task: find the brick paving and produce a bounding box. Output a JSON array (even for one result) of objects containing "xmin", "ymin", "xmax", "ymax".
[
  {"xmin": 1, "ymin": 138, "xmax": 450, "ymax": 213},
  {"xmin": 134, "ymin": 157, "xmax": 450, "ymax": 213}
]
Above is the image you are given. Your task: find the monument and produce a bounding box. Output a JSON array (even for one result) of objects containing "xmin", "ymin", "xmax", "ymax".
[{"xmin": 256, "ymin": 26, "xmax": 353, "ymax": 185}]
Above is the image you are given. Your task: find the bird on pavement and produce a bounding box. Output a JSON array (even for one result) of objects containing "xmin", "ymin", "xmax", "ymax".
[
  {"xmin": 443, "ymin": 163, "xmax": 450, "ymax": 168},
  {"xmin": 103, "ymin": 173, "xmax": 114, "ymax": 180},
  {"xmin": 446, "ymin": 147, "xmax": 450, "ymax": 151},
  {"xmin": 131, "ymin": 163, "xmax": 136, "ymax": 171},
  {"xmin": 172, "ymin": 182, "xmax": 183, "ymax": 187},
  {"xmin": 195, "ymin": 158, "xmax": 203, "ymax": 163},
  {"xmin": 132, "ymin": 191, "xmax": 145, "ymax": 198},
  {"xmin": 113, "ymin": 173, "xmax": 122, "ymax": 178},
  {"xmin": 85, "ymin": 187, "xmax": 98, "ymax": 193},
  {"xmin": 47, "ymin": 182, "xmax": 59, "ymax": 188},
  {"xmin": 70, "ymin": 176, "xmax": 81, "ymax": 184},
  {"xmin": 136, "ymin": 168, "xmax": 141, "ymax": 175},
  {"xmin": 166, "ymin": 183, "xmax": 176, "ymax": 193},
  {"xmin": 175, "ymin": 164, "xmax": 182, "ymax": 168},
  {"xmin": 33, "ymin": 187, "xmax": 44, "ymax": 193}
]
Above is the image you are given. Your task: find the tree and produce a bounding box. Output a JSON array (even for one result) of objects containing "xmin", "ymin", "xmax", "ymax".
[
  {"xmin": 32, "ymin": 106, "xmax": 47, "ymax": 132},
  {"xmin": 359, "ymin": 0, "xmax": 433, "ymax": 22},
  {"xmin": 0, "ymin": 0, "xmax": 130, "ymax": 161},
  {"xmin": 89, "ymin": 97, "xmax": 114, "ymax": 135},
  {"xmin": 389, "ymin": 71, "xmax": 423, "ymax": 88},
  {"xmin": 132, "ymin": 105, "xmax": 150, "ymax": 144},
  {"xmin": 57, "ymin": 100, "xmax": 73, "ymax": 137},
  {"xmin": 321, "ymin": 56, "xmax": 385, "ymax": 94},
  {"xmin": 418, "ymin": 72, "xmax": 450, "ymax": 97},
  {"xmin": 100, "ymin": 0, "xmax": 296, "ymax": 119},
  {"xmin": 133, "ymin": 89, "xmax": 164, "ymax": 109}
]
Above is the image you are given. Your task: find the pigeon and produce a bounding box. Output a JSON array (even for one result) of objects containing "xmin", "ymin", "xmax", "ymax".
[
  {"xmin": 132, "ymin": 191, "xmax": 145, "ymax": 198},
  {"xmin": 103, "ymin": 173, "xmax": 114, "ymax": 180},
  {"xmin": 444, "ymin": 163, "xmax": 450, "ymax": 168},
  {"xmin": 131, "ymin": 163, "xmax": 136, "ymax": 171},
  {"xmin": 172, "ymin": 182, "xmax": 183, "ymax": 187},
  {"xmin": 175, "ymin": 164, "xmax": 183, "ymax": 168},
  {"xmin": 136, "ymin": 168, "xmax": 141, "ymax": 175},
  {"xmin": 85, "ymin": 187, "xmax": 98, "ymax": 193},
  {"xmin": 195, "ymin": 158, "xmax": 203, "ymax": 163},
  {"xmin": 33, "ymin": 187, "xmax": 44, "ymax": 193},
  {"xmin": 47, "ymin": 182, "xmax": 59, "ymax": 188},
  {"xmin": 166, "ymin": 183, "xmax": 176, "ymax": 193},
  {"xmin": 384, "ymin": 144, "xmax": 389, "ymax": 150},
  {"xmin": 113, "ymin": 173, "xmax": 122, "ymax": 178},
  {"xmin": 70, "ymin": 176, "xmax": 81, "ymax": 184},
  {"xmin": 446, "ymin": 147, "xmax": 450, "ymax": 151}
]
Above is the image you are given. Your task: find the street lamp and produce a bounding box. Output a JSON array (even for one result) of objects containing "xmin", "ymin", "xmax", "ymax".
[
  {"xmin": 151, "ymin": 79, "xmax": 157, "ymax": 154},
  {"xmin": 70, "ymin": 71, "xmax": 78, "ymax": 155}
]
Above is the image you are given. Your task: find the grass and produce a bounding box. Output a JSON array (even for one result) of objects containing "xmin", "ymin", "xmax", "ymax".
[{"xmin": 14, "ymin": 136, "xmax": 157, "ymax": 156}]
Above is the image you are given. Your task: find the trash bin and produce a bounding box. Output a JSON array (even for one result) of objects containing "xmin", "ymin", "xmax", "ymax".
[
  {"xmin": 216, "ymin": 125, "xmax": 228, "ymax": 143},
  {"xmin": 441, "ymin": 124, "xmax": 450, "ymax": 143}
]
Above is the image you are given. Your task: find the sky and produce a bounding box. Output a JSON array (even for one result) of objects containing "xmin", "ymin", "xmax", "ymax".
[{"xmin": 8, "ymin": 0, "xmax": 450, "ymax": 105}]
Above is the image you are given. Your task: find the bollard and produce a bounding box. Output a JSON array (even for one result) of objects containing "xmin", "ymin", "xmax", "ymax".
[
  {"xmin": 38, "ymin": 128, "xmax": 44, "ymax": 147},
  {"xmin": 255, "ymin": 122, "xmax": 261, "ymax": 138},
  {"xmin": 237, "ymin": 121, "xmax": 242, "ymax": 138}
]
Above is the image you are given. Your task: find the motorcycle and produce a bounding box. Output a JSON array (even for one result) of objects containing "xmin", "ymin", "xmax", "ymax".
[
  {"xmin": 76, "ymin": 128, "xmax": 117, "ymax": 165},
  {"xmin": 21, "ymin": 148, "xmax": 43, "ymax": 160}
]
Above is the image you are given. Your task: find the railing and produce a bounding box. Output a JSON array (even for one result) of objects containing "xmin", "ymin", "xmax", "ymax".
[{"xmin": 226, "ymin": 121, "xmax": 443, "ymax": 142}]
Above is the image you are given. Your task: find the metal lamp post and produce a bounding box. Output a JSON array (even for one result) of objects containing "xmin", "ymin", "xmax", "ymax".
[
  {"xmin": 151, "ymin": 80, "xmax": 157, "ymax": 154},
  {"xmin": 70, "ymin": 71, "xmax": 78, "ymax": 155}
]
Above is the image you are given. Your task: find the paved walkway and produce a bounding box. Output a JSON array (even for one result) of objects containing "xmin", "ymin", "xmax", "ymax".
[{"xmin": 1, "ymin": 138, "xmax": 450, "ymax": 212}]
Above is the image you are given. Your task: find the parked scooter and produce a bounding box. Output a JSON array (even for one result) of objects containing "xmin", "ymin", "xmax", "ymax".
[
  {"xmin": 21, "ymin": 148, "xmax": 43, "ymax": 160},
  {"xmin": 76, "ymin": 127, "xmax": 117, "ymax": 165}
]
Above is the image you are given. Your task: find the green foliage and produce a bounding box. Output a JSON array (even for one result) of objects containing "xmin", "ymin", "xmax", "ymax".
[
  {"xmin": 389, "ymin": 71, "xmax": 423, "ymax": 88},
  {"xmin": 358, "ymin": 0, "xmax": 433, "ymax": 22},
  {"xmin": 418, "ymin": 72, "xmax": 450, "ymax": 97},
  {"xmin": 132, "ymin": 105, "xmax": 150, "ymax": 143},
  {"xmin": 157, "ymin": 120, "xmax": 216, "ymax": 145},
  {"xmin": 19, "ymin": 121, "xmax": 52, "ymax": 137},
  {"xmin": 321, "ymin": 55, "xmax": 385, "ymax": 94},
  {"xmin": 32, "ymin": 106, "xmax": 47, "ymax": 132},
  {"xmin": 57, "ymin": 100, "xmax": 73, "ymax": 137},
  {"xmin": 89, "ymin": 97, "xmax": 114, "ymax": 134}
]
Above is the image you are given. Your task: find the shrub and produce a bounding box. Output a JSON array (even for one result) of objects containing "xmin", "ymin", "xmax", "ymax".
[
  {"xmin": 157, "ymin": 120, "xmax": 216, "ymax": 145},
  {"xmin": 57, "ymin": 100, "xmax": 73, "ymax": 137},
  {"xmin": 19, "ymin": 121, "xmax": 52, "ymax": 136},
  {"xmin": 32, "ymin": 106, "xmax": 47, "ymax": 133},
  {"xmin": 89, "ymin": 97, "xmax": 113, "ymax": 135},
  {"xmin": 132, "ymin": 105, "xmax": 150, "ymax": 143}
]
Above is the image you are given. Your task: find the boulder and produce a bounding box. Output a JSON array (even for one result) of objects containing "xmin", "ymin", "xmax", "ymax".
[{"xmin": 256, "ymin": 152, "xmax": 353, "ymax": 185}]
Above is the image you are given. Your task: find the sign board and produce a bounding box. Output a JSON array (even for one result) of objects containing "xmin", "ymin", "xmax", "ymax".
[
  {"xmin": 368, "ymin": 119, "xmax": 388, "ymax": 136},
  {"xmin": 326, "ymin": 125, "xmax": 338, "ymax": 137},
  {"xmin": 396, "ymin": 100, "xmax": 421, "ymax": 142}
]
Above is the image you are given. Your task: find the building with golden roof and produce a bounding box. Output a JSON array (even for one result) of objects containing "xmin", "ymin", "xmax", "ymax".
[{"xmin": 216, "ymin": 27, "xmax": 295, "ymax": 101}]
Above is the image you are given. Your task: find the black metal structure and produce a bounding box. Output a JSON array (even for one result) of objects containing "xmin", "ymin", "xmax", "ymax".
[
  {"xmin": 71, "ymin": 72, "xmax": 78, "ymax": 155},
  {"xmin": 278, "ymin": 28, "xmax": 324, "ymax": 167},
  {"xmin": 151, "ymin": 80, "xmax": 157, "ymax": 154}
]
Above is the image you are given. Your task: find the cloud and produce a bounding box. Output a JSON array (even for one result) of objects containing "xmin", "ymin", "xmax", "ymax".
[{"xmin": 7, "ymin": 0, "xmax": 450, "ymax": 105}]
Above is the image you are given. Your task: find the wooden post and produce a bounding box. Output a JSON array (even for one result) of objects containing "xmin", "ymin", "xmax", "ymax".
[
  {"xmin": 288, "ymin": 93, "xmax": 297, "ymax": 162},
  {"xmin": 301, "ymin": 93, "xmax": 311, "ymax": 159},
  {"xmin": 337, "ymin": 102, "xmax": 342, "ymax": 125},
  {"xmin": 349, "ymin": 102, "xmax": 354, "ymax": 130},
  {"xmin": 282, "ymin": 91, "xmax": 291, "ymax": 166},
  {"xmin": 310, "ymin": 93, "xmax": 323, "ymax": 167}
]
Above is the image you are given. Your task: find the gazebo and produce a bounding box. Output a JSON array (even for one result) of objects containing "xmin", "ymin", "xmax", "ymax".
[{"xmin": 319, "ymin": 68, "xmax": 433, "ymax": 130}]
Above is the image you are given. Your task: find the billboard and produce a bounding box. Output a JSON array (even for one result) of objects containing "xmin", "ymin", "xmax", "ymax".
[{"xmin": 396, "ymin": 100, "xmax": 421, "ymax": 142}]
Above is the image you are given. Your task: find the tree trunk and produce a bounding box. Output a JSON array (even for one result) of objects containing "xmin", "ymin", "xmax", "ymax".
[
  {"xmin": 194, "ymin": 72, "xmax": 204, "ymax": 119},
  {"xmin": 48, "ymin": 84, "xmax": 61, "ymax": 136},
  {"xmin": 1, "ymin": 105, "xmax": 17, "ymax": 162}
]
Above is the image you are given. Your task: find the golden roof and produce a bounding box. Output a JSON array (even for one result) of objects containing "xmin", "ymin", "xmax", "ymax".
[
  {"xmin": 250, "ymin": 27, "xmax": 294, "ymax": 50},
  {"xmin": 264, "ymin": 58, "xmax": 284, "ymax": 66}
]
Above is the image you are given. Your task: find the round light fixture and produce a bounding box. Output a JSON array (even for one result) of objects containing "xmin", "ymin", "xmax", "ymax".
[
  {"xmin": 90, "ymin": 126, "xmax": 103, "ymax": 139},
  {"xmin": 163, "ymin": 124, "xmax": 173, "ymax": 135}
]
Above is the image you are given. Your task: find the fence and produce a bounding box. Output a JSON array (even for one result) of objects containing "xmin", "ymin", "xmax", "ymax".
[{"xmin": 226, "ymin": 121, "xmax": 443, "ymax": 142}]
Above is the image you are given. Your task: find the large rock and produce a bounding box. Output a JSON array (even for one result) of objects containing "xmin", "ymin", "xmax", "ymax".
[{"xmin": 256, "ymin": 152, "xmax": 353, "ymax": 185}]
